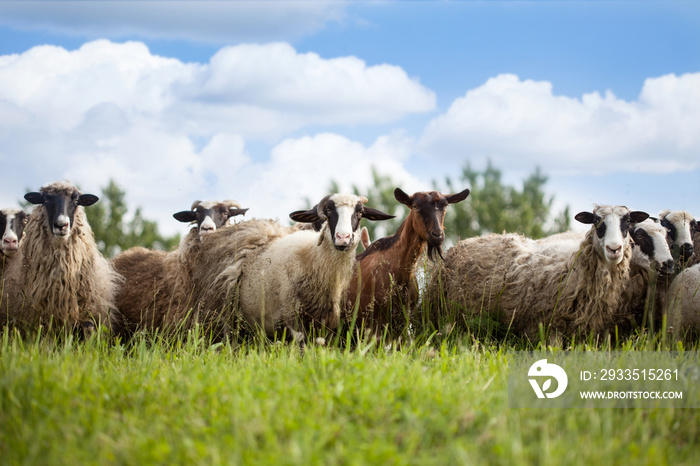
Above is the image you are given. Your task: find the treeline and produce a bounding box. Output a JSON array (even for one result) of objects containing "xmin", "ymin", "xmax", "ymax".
[
  {"xmin": 31, "ymin": 162, "xmax": 568, "ymax": 258},
  {"xmin": 333, "ymin": 161, "xmax": 570, "ymax": 247},
  {"xmin": 85, "ymin": 181, "xmax": 180, "ymax": 257}
]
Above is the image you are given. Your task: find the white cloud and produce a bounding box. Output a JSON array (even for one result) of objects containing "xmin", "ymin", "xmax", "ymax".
[
  {"xmin": 242, "ymin": 132, "xmax": 427, "ymax": 222},
  {"xmin": 0, "ymin": 1, "xmax": 347, "ymax": 43},
  {"xmin": 0, "ymin": 40, "xmax": 435, "ymax": 235},
  {"xmin": 420, "ymin": 73, "xmax": 700, "ymax": 175},
  {"xmin": 46, "ymin": 131, "xmax": 422, "ymax": 237},
  {"xmin": 0, "ymin": 40, "xmax": 435, "ymax": 139}
]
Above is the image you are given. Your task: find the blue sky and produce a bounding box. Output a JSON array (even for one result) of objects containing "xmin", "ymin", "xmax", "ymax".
[{"xmin": 0, "ymin": 1, "xmax": 698, "ymax": 236}]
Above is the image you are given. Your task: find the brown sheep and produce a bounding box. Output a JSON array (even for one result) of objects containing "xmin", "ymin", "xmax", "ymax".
[{"xmin": 112, "ymin": 204, "xmax": 248, "ymax": 338}]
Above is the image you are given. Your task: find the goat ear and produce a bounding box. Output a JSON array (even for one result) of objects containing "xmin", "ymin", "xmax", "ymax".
[
  {"xmin": 229, "ymin": 207, "xmax": 248, "ymax": 217},
  {"xmin": 173, "ymin": 210, "xmax": 197, "ymax": 223},
  {"xmin": 24, "ymin": 192, "xmax": 45, "ymax": 205},
  {"xmin": 362, "ymin": 206, "xmax": 395, "ymax": 222},
  {"xmin": 78, "ymin": 194, "xmax": 99, "ymax": 207},
  {"xmin": 394, "ymin": 188, "xmax": 412, "ymax": 207},
  {"xmin": 360, "ymin": 226, "xmax": 371, "ymax": 249},
  {"xmin": 445, "ymin": 188, "xmax": 470, "ymax": 204},
  {"xmin": 629, "ymin": 211, "xmax": 649, "ymax": 224},
  {"xmin": 290, "ymin": 207, "xmax": 320, "ymax": 224},
  {"xmin": 574, "ymin": 211, "xmax": 596, "ymax": 224}
]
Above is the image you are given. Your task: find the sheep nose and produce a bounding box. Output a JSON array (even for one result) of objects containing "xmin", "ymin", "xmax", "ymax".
[
  {"xmin": 660, "ymin": 259, "xmax": 675, "ymax": 274},
  {"xmin": 606, "ymin": 245, "xmax": 622, "ymax": 255},
  {"xmin": 680, "ymin": 244, "xmax": 694, "ymax": 259},
  {"xmin": 3, "ymin": 238, "xmax": 17, "ymax": 246},
  {"xmin": 335, "ymin": 232, "xmax": 352, "ymax": 244},
  {"xmin": 200, "ymin": 225, "xmax": 215, "ymax": 233}
]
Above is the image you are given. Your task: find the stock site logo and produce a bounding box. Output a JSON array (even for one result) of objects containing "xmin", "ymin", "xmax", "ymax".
[{"xmin": 528, "ymin": 359, "xmax": 568, "ymax": 399}]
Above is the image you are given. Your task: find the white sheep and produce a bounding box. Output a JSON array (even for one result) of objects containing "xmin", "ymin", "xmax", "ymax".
[
  {"xmin": 430, "ymin": 205, "xmax": 648, "ymax": 339},
  {"xmin": 666, "ymin": 264, "xmax": 700, "ymax": 337},
  {"xmin": 658, "ymin": 210, "xmax": 697, "ymax": 265},
  {"xmin": 1, "ymin": 182, "xmax": 121, "ymax": 337},
  {"xmin": 197, "ymin": 193, "xmax": 394, "ymax": 341},
  {"xmin": 0, "ymin": 208, "xmax": 28, "ymax": 275}
]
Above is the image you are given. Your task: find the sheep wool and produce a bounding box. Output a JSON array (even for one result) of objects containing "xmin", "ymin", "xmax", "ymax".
[{"xmin": 1, "ymin": 182, "xmax": 121, "ymax": 333}]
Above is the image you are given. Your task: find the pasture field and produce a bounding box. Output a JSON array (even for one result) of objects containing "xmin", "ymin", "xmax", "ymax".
[{"xmin": 1, "ymin": 327, "xmax": 699, "ymax": 466}]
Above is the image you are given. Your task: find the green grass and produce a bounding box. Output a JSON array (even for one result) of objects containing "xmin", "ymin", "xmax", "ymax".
[{"xmin": 1, "ymin": 327, "xmax": 699, "ymax": 465}]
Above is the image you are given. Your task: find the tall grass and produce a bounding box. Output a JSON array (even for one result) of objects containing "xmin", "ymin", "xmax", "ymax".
[
  {"xmin": 1, "ymin": 321, "xmax": 698, "ymax": 465},
  {"xmin": 1, "ymin": 263, "xmax": 699, "ymax": 465}
]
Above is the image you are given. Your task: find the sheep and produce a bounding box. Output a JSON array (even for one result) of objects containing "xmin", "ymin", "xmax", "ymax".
[
  {"xmin": 197, "ymin": 194, "xmax": 394, "ymax": 341},
  {"xmin": 173, "ymin": 199, "xmax": 248, "ymax": 239},
  {"xmin": 0, "ymin": 208, "xmax": 28, "ymax": 274},
  {"xmin": 344, "ymin": 188, "xmax": 470, "ymax": 337},
  {"xmin": 658, "ymin": 210, "xmax": 697, "ymax": 266},
  {"xmin": 112, "ymin": 203, "xmax": 249, "ymax": 337},
  {"xmin": 0, "ymin": 182, "xmax": 121, "ymax": 337},
  {"xmin": 618, "ymin": 218, "xmax": 676, "ymax": 332},
  {"xmin": 430, "ymin": 205, "xmax": 649, "ymax": 340},
  {"xmin": 665, "ymin": 264, "xmax": 700, "ymax": 337}
]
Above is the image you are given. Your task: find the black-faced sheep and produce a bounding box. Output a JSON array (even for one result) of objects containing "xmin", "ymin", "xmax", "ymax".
[
  {"xmin": 112, "ymin": 203, "xmax": 249, "ymax": 337},
  {"xmin": 0, "ymin": 182, "xmax": 121, "ymax": 337},
  {"xmin": 430, "ymin": 205, "xmax": 648, "ymax": 340},
  {"xmin": 197, "ymin": 194, "xmax": 394, "ymax": 341},
  {"xmin": 0, "ymin": 208, "xmax": 28, "ymax": 274},
  {"xmin": 345, "ymin": 188, "xmax": 470, "ymax": 337},
  {"xmin": 173, "ymin": 199, "xmax": 248, "ymax": 239}
]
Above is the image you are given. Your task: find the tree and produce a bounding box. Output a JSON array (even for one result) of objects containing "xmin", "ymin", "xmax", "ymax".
[
  {"xmin": 326, "ymin": 162, "xmax": 570, "ymax": 246},
  {"xmin": 85, "ymin": 180, "xmax": 180, "ymax": 257},
  {"xmin": 440, "ymin": 161, "xmax": 570, "ymax": 240}
]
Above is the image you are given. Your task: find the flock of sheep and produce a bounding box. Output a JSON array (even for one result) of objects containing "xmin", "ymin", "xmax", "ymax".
[{"xmin": 0, "ymin": 180, "xmax": 698, "ymax": 344}]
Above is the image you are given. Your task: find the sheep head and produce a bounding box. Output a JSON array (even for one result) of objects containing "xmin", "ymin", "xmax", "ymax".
[
  {"xmin": 575, "ymin": 205, "xmax": 648, "ymax": 265},
  {"xmin": 24, "ymin": 182, "xmax": 98, "ymax": 241},
  {"xmin": 173, "ymin": 199, "xmax": 249, "ymax": 238},
  {"xmin": 290, "ymin": 193, "xmax": 394, "ymax": 252}
]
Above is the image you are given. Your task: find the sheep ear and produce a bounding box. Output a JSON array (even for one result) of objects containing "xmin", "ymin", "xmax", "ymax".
[
  {"xmin": 445, "ymin": 188, "xmax": 470, "ymax": 204},
  {"xmin": 629, "ymin": 211, "xmax": 649, "ymax": 224},
  {"xmin": 574, "ymin": 211, "xmax": 596, "ymax": 224},
  {"xmin": 362, "ymin": 207, "xmax": 395, "ymax": 222},
  {"xmin": 173, "ymin": 210, "xmax": 197, "ymax": 223},
  {"xmin": 24, "ymin": 192, "xmax": 45, "ymax": 205},
  {"xmin": 394, "ymin": 188, "xmax": 412, "ymax": 207},
  {"xmin": 290, "ymin": 207, "xmax": 320, "ymax": 224},
  {"xmin": 229, "ymin": 208, "xmax": 248, "ymax": 217},
  {"xmin": 694, "ymin": 221, "xmax": 700, "ymax": 233},
  {"xmin": 78, "ymin": 194, "xmax": 99, "ymax": 207}
]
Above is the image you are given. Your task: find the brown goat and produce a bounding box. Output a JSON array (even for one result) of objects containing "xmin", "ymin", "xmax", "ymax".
[{"xmin": 344, "ymin": 188, "xmax": 470, "ymax": 337}]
